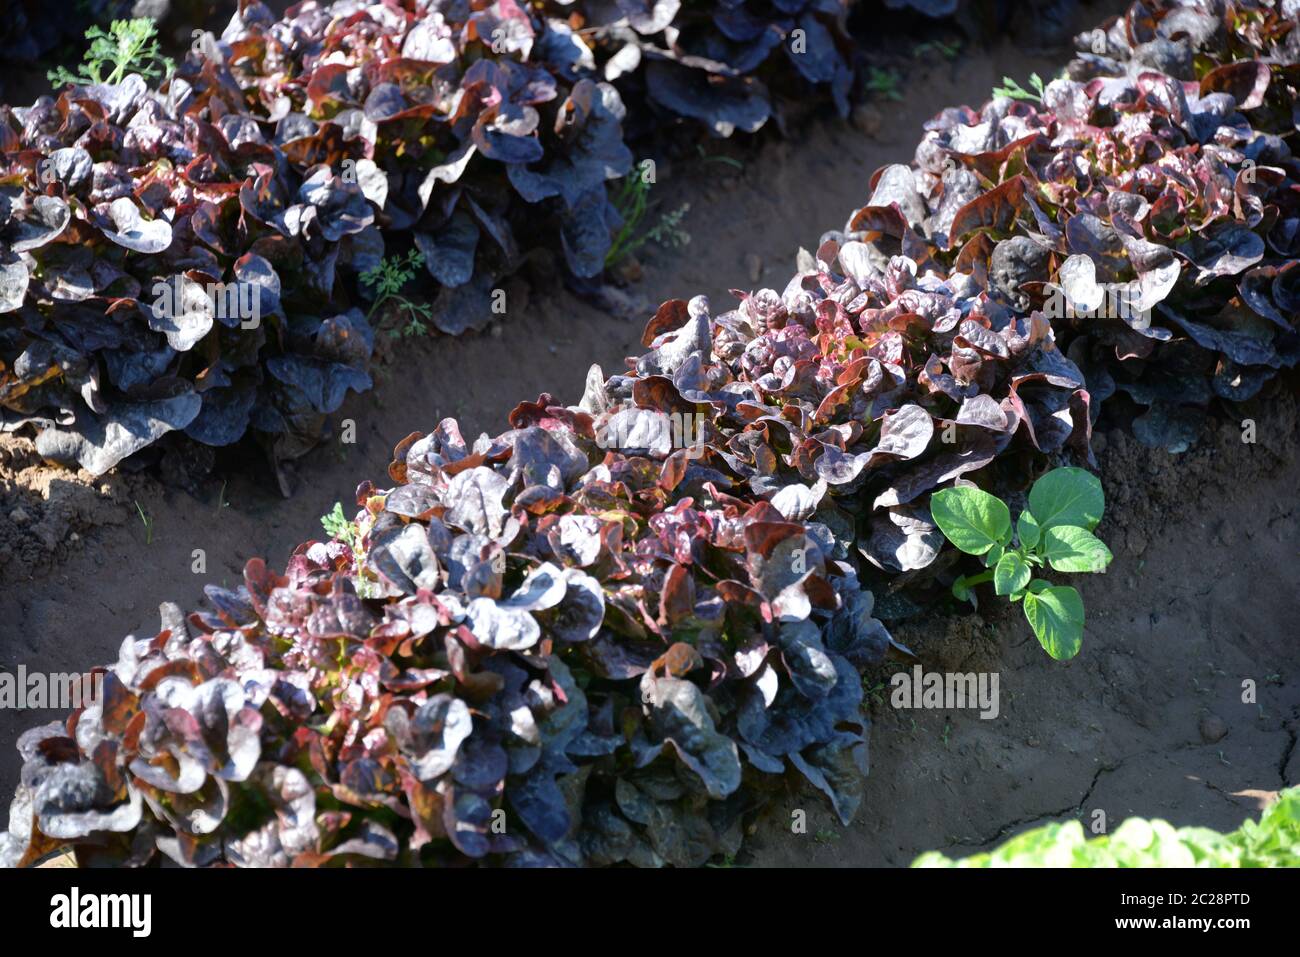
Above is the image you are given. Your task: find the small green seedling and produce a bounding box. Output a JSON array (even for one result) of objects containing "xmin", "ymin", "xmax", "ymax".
[
  {"xmin": 48, "ymin": 19, "xmax": 174, "ymax": 88},
  {"xmin": 913, "ymin": 39, "xmax": 961, "ymax": 60},
  {"xmin": 360, "ymin": 249, "xmax": 433, "ymax": 337},
  {"xmin": 605, "ymin": 172, "xmax": 691, "ymax": 269},
  {"xmin": 695, "ymin": 145, "xmax": 746, "ymax": 171},
  {"xmin": 134, "ymin": 500, "xmax": 154, "ymax": 546},
  {"xmin": 607, "ymin": 172, "xmax": 651, "ymax": 268},
  {"xmin": 930, "ymin": 467, "xmax": 1113, "ymax": 661},
  {"xmin": 320, "ymin": 502, "xmax": 358, "ymax": 548},
  {"xmin": 993, "ymin": 72, "xmax": 1047, "ymax": 103},
  {"xmin": 864, "ymin": 67, "xmax": 903, "ymax": 102}
]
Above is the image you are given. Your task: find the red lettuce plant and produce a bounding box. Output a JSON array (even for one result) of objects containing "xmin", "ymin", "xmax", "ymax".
[
  {"xmin": 0, "ymin": 71, "xmax": 379, "ymax": 478},
  {"xmin": 0, "ymin": 0, "xmax": 1133, "ymax": 473},
  {"xmin": 201, "ymin": 0, "xmax": 636, "ymax": 298},
  {"xmin": 0, "ymin": 0, "xmax": 865, "ymax": 474},
  {"xmin": 0, "ymin": 205, "xmax": 1083, "ymax": 866},
  {"xmin": 198, "ymin": 0, "xmax": 860, "ymax": 310},
  {"xmin": 557, "ymin": 0, "xmax": 858, "ymax": 137},
  {"xmin": 895, "ymin": 0, "xmax": 1300, "ymax": 453}
]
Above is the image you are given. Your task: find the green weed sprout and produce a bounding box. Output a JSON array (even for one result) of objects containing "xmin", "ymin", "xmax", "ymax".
[
  {"xmin": 864, "ymin": 67, "xmax": 903, "ymax": 102},
  {"xmin": 993, "ymin": 72, "xmax": 1047, "ymax": 103},
  {"xmin": 930, "ymin": 467, "xmax": 1113, "ymax": 660},
  {"xmin": 606, "ymin": 172, "xmax": 690, "ymax": 269},
  {"xmin": 913, "ymin": 39, "xmax": 961, "ymax": 60},
  {"xmin": 360, "ymin": 250, "xmax": 433, "ymax": 337},
  {"xmin": 133, "ymin": 500, "xmax": 154, "ymax": 546},
  {"xmin": 320, "ymin": 502, "xmax": 358, "ymax": 548},
  {"xmin": 48, "ymin": 19, "xmax": 174, "ymax": 88}
]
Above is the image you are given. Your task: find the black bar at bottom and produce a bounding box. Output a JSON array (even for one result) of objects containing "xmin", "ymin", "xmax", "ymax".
[{"xmin": 0, "ymin": 866, "xmax": 1286, "ymax": 942}]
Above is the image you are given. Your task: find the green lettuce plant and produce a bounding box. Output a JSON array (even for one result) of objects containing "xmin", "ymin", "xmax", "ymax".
[
  {"xmin": 930, "ymin": 467, "xmax": 1112, "ymax": 660},
  {"xmin": 914, "ymin": 787, "xmax": 1300, "ymax": 867}
]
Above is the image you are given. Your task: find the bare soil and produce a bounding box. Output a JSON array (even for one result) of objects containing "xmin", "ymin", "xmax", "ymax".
[{"xmin": 4, "ymin": 18, "xmax": 1296, "ymax": 866}]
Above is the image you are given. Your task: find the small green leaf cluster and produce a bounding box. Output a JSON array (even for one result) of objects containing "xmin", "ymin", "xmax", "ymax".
[
  {"xmin": 914, "ymin": 786, "xmax": 1300, "ymax": 867},
  {"xmin": 320, "ymin": 502, "xmax": 358, "ymax": 548},
  {"xmin": 606, "ymin": 172, "xmax": 652, "ymax": 268},
  {"xmin": 48, "ymin": 19, "xmax": 174, "ymax": 88},
  {"xmin": 864, "ymin": 67, "xmax": 904, "ymax": 101},
  {"xmin": 360, "ymin": 250, "xmax": 434, "ymax": 337},
  {"xmin": 605, "ymin": 174, "xmax": 692, "ymax": 269},
  {"xmin": 360, "ymin": 249, "xmax": 421, "ymax": 301},
  {"xmin": 992, "ymin": 72, "xmax": 1047, "ymax": 103},
  {"xmin": 929, "ymin": 467, "xmax": 1113, "ymax": 660}
]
